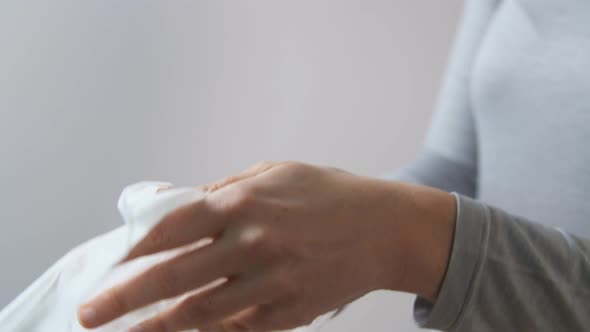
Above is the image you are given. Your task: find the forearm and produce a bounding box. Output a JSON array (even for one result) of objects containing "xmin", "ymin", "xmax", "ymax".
[
  {"xmin": 391, "ymin": 182, "xmax": 457, "ymax": 301},
  {"xmin": 376, "ymin": 179, "xmax": 590, "ymax": 331},
  {"xmin": 362, "ymin": 179, "xmax": 457, "ymax": 301}
]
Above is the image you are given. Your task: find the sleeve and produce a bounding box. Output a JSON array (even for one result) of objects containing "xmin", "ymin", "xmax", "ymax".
[
  {"xmin": 389, "ymin": 0, "xmax": 500, "ymax": 198},
  {"xmin": 417, "ymin": 195, "xmax": 590, "ymax": 331}
]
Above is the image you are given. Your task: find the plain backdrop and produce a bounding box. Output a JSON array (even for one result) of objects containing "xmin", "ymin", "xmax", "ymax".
[{"xmin": 0, "ymin": 0, "xmax": 463, "ymax": 330}]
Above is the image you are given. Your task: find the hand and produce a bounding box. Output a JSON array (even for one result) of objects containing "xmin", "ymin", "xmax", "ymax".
[{"xmin": 78, "ymin": 161, "xmax": 456, "ymax": 332}]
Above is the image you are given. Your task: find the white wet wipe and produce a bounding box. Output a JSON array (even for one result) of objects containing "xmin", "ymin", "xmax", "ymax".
[{"xmin": 0, "ymin": 182, "xmax": 334, "ymax": 332}]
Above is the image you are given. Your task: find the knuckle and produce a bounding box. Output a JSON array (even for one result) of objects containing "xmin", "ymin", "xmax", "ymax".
[
  {"xmin": 221, "ymin": 187, "xmax": 257, "ymax": 220},
  {"xmin": 237, "ymin": 226, "xmax": 273, "ymax": 257},
  {"xmin": 282, "ymin": 161, "xmax": 304, "ymax": 171},
  {"xmin": 280, "ymin": 162, "xmax": 313, "ymax": 180},
  {"xmin": 254, "ymin": 160, "xmax": 274, "ymax": 169}
]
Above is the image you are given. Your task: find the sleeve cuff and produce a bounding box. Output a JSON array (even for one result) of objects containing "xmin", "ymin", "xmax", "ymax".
[{"xmin": 413, "ymin": 193, "xmax": 490, "ymax": 330}]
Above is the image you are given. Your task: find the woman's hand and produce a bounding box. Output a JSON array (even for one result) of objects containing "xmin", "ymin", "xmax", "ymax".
[{"xmin": 78, "ymin": 161, "xmax": 456, "ymax": 332}]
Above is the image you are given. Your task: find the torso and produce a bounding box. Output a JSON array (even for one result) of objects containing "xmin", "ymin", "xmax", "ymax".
[{"xmin": 472, "ymin": 0, "xmax": 590, "ymax": 235}]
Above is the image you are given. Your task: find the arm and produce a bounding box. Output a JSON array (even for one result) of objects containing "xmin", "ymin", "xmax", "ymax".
[
  {"xmin": 75, "ymin": 162, "xmax": 590, "ymax": 332},
  {"xmin": 416, "ymin": 195, "xmax": 590, "ymax": 331},
  {"xmin": 391, "ymin": 0, "xmax": 590, "ymax": 330}
]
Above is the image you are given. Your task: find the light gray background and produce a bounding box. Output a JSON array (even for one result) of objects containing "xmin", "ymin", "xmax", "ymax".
[{"xmin": 0, "ymin": 1, "xmax": 462, "ymax": 330}]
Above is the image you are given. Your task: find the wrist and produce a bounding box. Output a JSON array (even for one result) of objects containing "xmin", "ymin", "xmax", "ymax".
[{"xmin": 378, "ymin": 181, "xmax": 457, "ymax": 301}]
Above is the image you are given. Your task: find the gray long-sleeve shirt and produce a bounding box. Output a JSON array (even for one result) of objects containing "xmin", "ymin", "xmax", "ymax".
[{"xmin": 393, "ymin": 0, "xmax": 590, "ymax": 331}]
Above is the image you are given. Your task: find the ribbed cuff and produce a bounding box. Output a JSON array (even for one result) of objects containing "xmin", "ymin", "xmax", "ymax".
[{"xmin": 413, "ymin": 193, "xmax": 490, "ymax": 330}]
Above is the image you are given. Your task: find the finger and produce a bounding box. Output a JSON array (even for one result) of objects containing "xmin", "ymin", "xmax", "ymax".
[
  {"xmin": 79, "ymin": 237, "xmax": 247, "ymax": 328},
  {"xmin": 130, "ymin": 274, "xmax": 279, "ymax": 332},
  {"xmin": 123, "ymin": 198, "xmax": 225, "ymax": 263},
  {"xmin": 206, "ymin": 302, "xmax": 302, "ymax": 332},
  {"xmin": 202, "ymin": 161, "xmax": 279, "ymax": 193}
]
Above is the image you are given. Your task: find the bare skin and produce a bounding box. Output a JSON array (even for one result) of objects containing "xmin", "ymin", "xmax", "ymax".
[{"xmin": 78, "ymin": 161, "xmax": 456, "ymax": 332}]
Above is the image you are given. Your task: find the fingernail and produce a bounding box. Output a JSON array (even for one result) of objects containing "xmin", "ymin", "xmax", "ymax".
[{"xmin": 78, "ymin": 306, "xmax": 97, "ymax": 326}]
